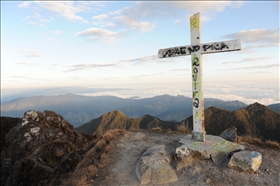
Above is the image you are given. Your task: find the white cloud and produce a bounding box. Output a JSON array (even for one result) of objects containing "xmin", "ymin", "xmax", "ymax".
[
  {"xmin": 18, "ymin": 1, "xmax": 96, "ymax": 23},
  {"xmin": 116, "ymin": 16, "xmax": 155, "ymax": 32},
  {"xmin": 18, "ymin": 2, "xmax": 31, "ymax": 9},
  {"xmin": 17, "ymin": 62, "xmax": 41, "ymax": 66},
  {"xmin": 113, "ymin": 2, "xmax": 245, "ymax": 21},
  {"xmin": 222, "ymin": 56, "xmax": 272, "ymax": 64},
  {"xmin": 92, "ymin": 14, "xmax": 108, "ymax": 20},
  {"xmin": 174, "ymin": 19, "xmax": 181, "ymax": 24},
  {"xmin": 74, "ymin": 28, "xmax": 125, "ymax": 43},
  {"xmin": 222, "ymin": 64, "xmax": 279, "ymax": 70},
  {"xmin": 17, "ymin": 50, "xmax": 41, "ymax": 57},
  {"xmin": 119, "ymin": 55, "xmax": 181, "ymax": 65},
  {"xmin": 176, "ymin": 1, "xmax": 243, "ymax": 13},
  {"xmin": 222, "ymin": 28, "xmax": 279, "ymax": 46},
  {"xmin": 28, "ymin": 21, "xmax": 45, "ymax": 27},
  {"xmin": 205, "ymin": 84, "xmax": 279, "ymax": 105},
  {"xmin": 66, "ymin": 63, "xmax": 119, "ymax": 72},
  {"xmin": 104, "ymin": 1, "xmax": 245, "ymax": 33}
]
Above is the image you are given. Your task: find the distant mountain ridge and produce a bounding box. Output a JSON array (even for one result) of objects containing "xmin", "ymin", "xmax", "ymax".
[
  {"xmin": 76, "ymin": 103, "xmax": 280, "ymax": 143},
  {"xmin": 1, "ymin": 93, "xmax": 278, "ymax": 127},
  {"xmin": 77, "ymin": 110, "xmax": 176, "ymax": 135},
  {"xmin": 1, "ymin": 94, "xmax": 247, "ymax": 126}
]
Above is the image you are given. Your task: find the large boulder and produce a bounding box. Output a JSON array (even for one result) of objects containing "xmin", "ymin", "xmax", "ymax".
[
  {"xmin": 136, "ymin": 145, "xmax": 178, "ymax": 184},
  {"xmin": 228, "ymin": 150, "xmax": 262, "ymax": 172},
  {"xmin": 1, "ymin": 110, "xmax": 93, "ymax": 186}
]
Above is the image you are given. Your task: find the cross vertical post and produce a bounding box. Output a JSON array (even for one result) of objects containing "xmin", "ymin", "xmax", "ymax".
[
  {"xmin": 157, "ymin": 12, "xmax": 241, "ymax": 142},
  {"xmin": 190, "ymin": 13, "xmax": 205, "ymax": 141}
]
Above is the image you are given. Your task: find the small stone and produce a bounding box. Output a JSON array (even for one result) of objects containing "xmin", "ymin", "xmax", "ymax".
[
  {"xmin": 30, "ymin": 127, "xmax": 40, "ymax": 136},
  {"xmin": 228, "ymin": 151, "xmax": 262, "ymax": 172},
  {"xmin": 47, "ymin": 117, "xmax": 53, "ymax": 121},
  {"xmin": 24, "ymin": 110, "xmax": 38, "ymax": 120},
  {"xmin": 24, "ymin": 133, "xmax": 33, "ymax": 142},
  {"xmin": 22, "ymin": 118, "xmax": 29, "ymax": 126},
  {"xmin": 175, "ymin": 145, "xmax": 190, "ymax": 156},
  {"xmin": 219, "ymin": 126, "xmax": 237, "ymax": 142},
  {"xmin": 55, "ymin": 148, "xmax": 65, "ymax": 157}
]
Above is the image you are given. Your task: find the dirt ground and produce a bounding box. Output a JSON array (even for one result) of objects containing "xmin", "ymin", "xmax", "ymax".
[{"xmin": 93, "ymin": 130, "xmax": 280, "ymax": 186}]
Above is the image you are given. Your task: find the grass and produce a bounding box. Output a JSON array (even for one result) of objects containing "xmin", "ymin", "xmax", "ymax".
[
  {"xmin": 61, "ymin": 129, "xmax": 124, "ymax": 186},
  {"xmin": 238, "ymin": 132, "xmax": 280, "ymax": 149},
  {"xmin": 176, "ymin": 120, "xmax": 191, "ymax": 134}
]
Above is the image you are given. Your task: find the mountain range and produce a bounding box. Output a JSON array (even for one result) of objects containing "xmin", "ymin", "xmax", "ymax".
[
  {"xmin": 76, "ymin": 102, "xmax": 280, "ymax": 143},
  {"xmin": 2, "ymin": 93, "xmax": 275, "ymax": 127}
]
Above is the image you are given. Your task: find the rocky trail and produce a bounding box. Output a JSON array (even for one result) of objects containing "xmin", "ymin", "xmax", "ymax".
[{"xmin": 93, "ymin": 130, "xmax": 280, "ymax": 186}]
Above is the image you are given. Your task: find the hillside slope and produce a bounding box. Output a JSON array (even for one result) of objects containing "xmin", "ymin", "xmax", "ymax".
[
  {"xmin": 77, "ymin": 103, "xmax": 280, "ymax": 143},
  {"xmin": 76, "ymin": 110, "xmax": 176, "ymax": 135},
  {"xmin": 185, "ymin": 103, "xmax": 280, "ymax": 142}
]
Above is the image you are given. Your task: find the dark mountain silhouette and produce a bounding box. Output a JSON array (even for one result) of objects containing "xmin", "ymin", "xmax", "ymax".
[
  {"xmin": 184, "ymin": 102, "xmax": 280, "ymax": 143},
  {"xmin": 1, "ymin": 110, "xmax": 95, "ymax": 186},
  {"xmin": 1, "ymin": 94, "xmax": 248, "ymax": 127},
  {"xmin": 77, "ymin": 103, "xmax": 280, "ymax": 143},
  {"xmin": 76, "ymin": 110, "xmax": 177, "ymax": 135}
]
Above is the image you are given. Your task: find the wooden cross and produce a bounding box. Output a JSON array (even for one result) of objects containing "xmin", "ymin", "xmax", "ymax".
[{"xmin": 158, "ymin": 12, "xmax": 241, "ymax": 141}]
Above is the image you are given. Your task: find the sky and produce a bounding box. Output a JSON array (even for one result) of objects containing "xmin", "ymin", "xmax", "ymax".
[{"xmin": 1, "ymin": 1, "xmax": 279, "ymax": 105}]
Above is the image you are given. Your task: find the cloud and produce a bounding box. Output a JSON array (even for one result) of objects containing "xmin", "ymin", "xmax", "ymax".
[
  {"xmin": 120, "ymin": 55, "xmax": 158, "ymax": 64},
  {"xmin": 174, "ymin": 19, "xmax": 181, "ymax": 25},
  {"xmin": 170, "ymin": 68, "xmax": 190, "ymax": 72},
  {"xmin": 28, "ymin": 21, "xmax": 45, "ymax": 27},
  {"xmin": 74, "ymin": 28, "xmax": 125, "ymax": 43},
  {"xmin": 98, "ymin": 1, "xmax": 244, "ymax": 35},
  {"xmin": 116, "ymin": 16, "xmax": 155, "ymax": 32},
  {"xmin": 4, "ymin": 75, "xmax": 50, "ymax": 81},
  {"xmin": 222, "ymin": 28, "xmax": 279, "ymax": 46},
  {"xmin": 18, "ymin": 2, "xmax": 31, "ymax": 9},
  {"xmin": 66, "ymin": 63, "xmax": 119, "ymax": 72},
  {"xmin": 119, "ymin": 55, "xmax": 180, "ymax": 65},
  {"xmin": 92, "ymin": 14, "xmax": 108, "ymax": 20},
  {"xmin": 17, "ymin": 62, "xmax": 41, "ymax": 66},
  {"xmin": 18, "ymin": 1, "xmax": 102, "ymax": 23},
  {"xmin": 222, "ymin": 56, "xmax": 272, "ymax": 64},
  {"xmin": 161, "ymin": 1, "xmax": 243, "ymax": 14},
  {"xmin": 17, "ymin": 50, "xmax": 41, "ymax": 57},
  {"xmin": 113, "ymin": 2, "xmax": 244, "ymax": 22},
  {"xmin": 223, "ymin": 64, "xmax": 279, "ymax": 70}
]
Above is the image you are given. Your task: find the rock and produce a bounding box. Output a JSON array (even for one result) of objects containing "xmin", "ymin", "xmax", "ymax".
[
  {"xmin": 175, "ymin": 145, "xmax": 190, "ymax": 157},
  {"xmin": 134, "ymin": 132, "xmax": 146, "ymax": 140},
  {"xmin": 174, "ymin": 134, "xmax": 245, "ymax": 169},
  {"xmin": 136, "ymin": 145, "xmax": 178, "ymax": 184},
  {"xmin": 30, "ymin": 127, "xmax": 40, "ymax": 136},
  {"xmin": 228, "ymin": 151, "xmax": 262, "ymax": 172},
  {"xmin": 1, "ymin": 110, "xmax": 94, "ymax": 186},
  {"xmin": 219, "ymin": 126, "xmax": 237, "ymax": 142}
]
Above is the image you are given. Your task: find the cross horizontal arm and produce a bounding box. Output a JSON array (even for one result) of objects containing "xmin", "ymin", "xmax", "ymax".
[{"xmin": 158, "ymin": 39, "xmax": 241, "ymax": 58}]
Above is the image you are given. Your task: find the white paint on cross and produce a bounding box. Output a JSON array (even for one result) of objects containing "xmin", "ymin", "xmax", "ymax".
[{"xmin": 158, "ymin": 12, "xmax": 241, "ymax": 142}]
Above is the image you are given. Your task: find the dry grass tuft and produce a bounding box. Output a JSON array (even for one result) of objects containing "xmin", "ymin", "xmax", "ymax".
[
  {"xmin": 264, "ymin": 140, "xmax": 280, "ymax": 149},
  {"xmin": 239, "ymin": 134, "xmax": 280, "ymax": 149},
  {"xmin": 61, "ymin": 129, "xmax": 125, "ymax": 185},
  {"xmin": 103, "ymin": 129, "xmax": 121, "ymax": 141},
  {"xmin": 150, "ymin": 127, "xmax": 165, "ymax": 132},
  {"xmin": 177, "ymin": 120, "xmax": 191, "ymax": 134}
]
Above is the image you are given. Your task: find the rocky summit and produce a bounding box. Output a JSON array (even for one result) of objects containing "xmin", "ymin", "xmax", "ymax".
[{"xmin": 1, "ymin": 110, "xmax": 94, "ymax": 186}]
